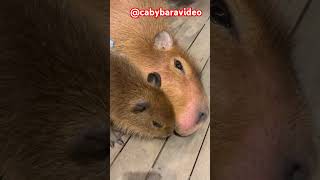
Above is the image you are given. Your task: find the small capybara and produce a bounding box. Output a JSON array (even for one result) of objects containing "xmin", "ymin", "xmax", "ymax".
[
  {"xmin": 0, "ymin": 0, "xmax": 107, "ymax": 179},
  {"xmin": 110, "ymin": 0, "xmax": 209, "ymax": 136},
  {"xmin": 212, "ymin": 0, "xmax": 316, "ymax": 179},
  {"xmin": 110, "ymin": 54, "xmax": 175, "ymax": 141}
]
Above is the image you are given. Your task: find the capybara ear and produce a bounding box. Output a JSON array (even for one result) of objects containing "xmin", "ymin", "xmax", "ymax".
[
  {"xmin": 69, "ymin": 126, "xmax": 108, "ymax": 163},
  {"xmin": 132, "ymin": 100, "xmax": 150, "ymax": 113},
  {"xmin": 147, "ymin": 72, "xmax": 161, "ymax": 88},
  {"xmin": 154, "ymin": 31, "xmax": 173, "ymax": 51}
]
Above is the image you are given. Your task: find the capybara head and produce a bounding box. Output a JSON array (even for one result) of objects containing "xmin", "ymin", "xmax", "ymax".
[
  {"xmin": 212, "ymin": 0, "xmax": 317, "ymax": 179},
  {"xmin": 151, "ymin": 31, "xmax": 209, "ymax": 136},
  {"xmin": 110, "ymin": 55, "xmax": 175, "ymax": 138},
  {"xmin": 110, "ymin": 0, "xmax": 209, "ymax": 136}
]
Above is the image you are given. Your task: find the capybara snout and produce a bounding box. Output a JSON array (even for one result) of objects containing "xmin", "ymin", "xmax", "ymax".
[{"xmin": 284, "ymin": 160, "xmax": 312, "ymax": 180}]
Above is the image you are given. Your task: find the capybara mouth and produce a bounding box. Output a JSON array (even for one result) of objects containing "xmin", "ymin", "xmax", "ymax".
[
  {"xmin": 174, "ymin": 124, "xmax": 201, "ymax": 137},
  {"xmin": 173, "ymin": 130, "xmax": 192, "ymax": 137},
  {"xmin": 173, "ymin": 131, "xmax": 181, "ymax": 136},
  {"xmin": 150, "ymin": 131, "xmax": 173, "ymax": 139}
]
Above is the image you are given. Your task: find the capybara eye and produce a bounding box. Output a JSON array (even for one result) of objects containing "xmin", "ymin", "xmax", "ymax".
[
  {"xmin": 152, "ymin": 121, "xmax": 163, "ymax": 128},
  {"xmin": 212, "ymin": 0, "xmax": 232, "ymax": 28},
  {"xmin": 147, "ymin": 72, "xmax": 162, "ymax": 88},
  {"xmin": 132, "ymin": 101, "xmax": 149, "ymax": 113},
  {"xmin": 174, "ymin": 59, "xmax": 184, "ymax": 72}
]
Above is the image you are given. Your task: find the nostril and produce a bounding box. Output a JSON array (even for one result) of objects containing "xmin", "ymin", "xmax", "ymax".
[
  {"xmin": 197, "ymin": 112, "xmax": 207, "ymax": 124},
  {"xmin": 286, "ymin": 162, "xmax": 308, "ymax": 180}
]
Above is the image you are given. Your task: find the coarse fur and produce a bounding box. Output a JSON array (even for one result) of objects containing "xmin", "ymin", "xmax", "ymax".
[
  {"xmin": 110, "ymin": 54, "xmax": 175, "ymax": 138},
  {"xmin": 212, "ymin": 0, "xmax": 316, "ymax": 179},
  {"xmin": 110, "ymin": 0, "xmax": 209, "ymax": 136},
  {"xmin": 0, "ymin": 0, "xmax": 107, "ymax": 179}
]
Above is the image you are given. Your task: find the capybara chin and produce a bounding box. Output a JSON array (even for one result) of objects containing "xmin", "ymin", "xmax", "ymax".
[
  {"xmin": 110, "ymin": 0, "xmax": 209, "ymax": 136},
  {"xmin": 110, "ymin": 54, "xmax": 175, "ymax": 139},
  {"xmin": 0, "ymin": 0, "xmax": 107, "ymax": 179},
  {"xmin": 212, "ymin": 0, "xmax": 316, "ymax": 179}
]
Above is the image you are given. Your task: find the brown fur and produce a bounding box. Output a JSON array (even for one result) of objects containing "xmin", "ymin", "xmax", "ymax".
[
  {"xmin": 212, "ymin": 0, "xmax": 317, "ymax": 179},
  {"xmin": 110, "ymin": 54, "xmax": 175, "ymax": 138},
  {"xmin": 110, "ymin": 0, "xmax": 209, "ymax": 136},
  {"xmin": 0, "ymin": 0, "xmax": 107, "ymax": 179}
]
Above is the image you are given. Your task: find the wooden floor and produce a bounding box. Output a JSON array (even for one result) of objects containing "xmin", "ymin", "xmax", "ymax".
[{"xmin": 110, "ymin": 1, "xmax": 210, "ymax": 180}]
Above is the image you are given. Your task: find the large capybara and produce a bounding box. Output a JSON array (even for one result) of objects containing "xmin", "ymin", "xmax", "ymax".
[
  {"xmin": 212, "ymin": 0, "xmax": 317, "ymax": 179},
  {"xmin": 110, "ymin": 54, "xmax": 175, "ymax": 141},
  {"xmin": 0, "ymin": 0, "xmax": 107, "ymax": 179},
  {"xmin": 110, "ymin": 0, "xmax": 209, "ymax": 136}
]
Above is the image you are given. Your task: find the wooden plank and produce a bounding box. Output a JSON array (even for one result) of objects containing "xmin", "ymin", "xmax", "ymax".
[
  {"xmin": 168, "ymin": 0, "xmax": 202, "ymax": 35},
  {"xmin": 174, "ymin": 0, "xmax": 210, "ymax": 49},
  {"xmin": 148, "ymin": 58, "xmax": 210, "ymax": 180},
  {"xmin": 190, "ymin": 128, "xmax": 210, "ymax": 180},
  {"xmin": 188, "ymin": 19, "xmax": 210, "ymax": 70},
  {"xmin": 169, "ymin": 19, "xmax": 187, "ymax": 36},
  {"xmin": 169, "ymin": 0, "xmax": 209, "ymax": 36},
  {"xmin": 201, "ymin": 58, "xmax": 210, "ymax": 98},
  {"xmin": 148, "ymin": 116, "xmax": 210, "ymax": 180},
  {"xmin": 110, "ymin": 135, "xmax": 130, "ymax": 164},
  {"xmin": 110, "ymin": 137, "xmax": 165, "ymax": 180}
]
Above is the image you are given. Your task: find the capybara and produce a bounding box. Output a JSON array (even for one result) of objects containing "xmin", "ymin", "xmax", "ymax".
[
  {"xmin": 110, "ymin": 0, "xmax": 209, "ymax": 136},
  {"xmin": 212, "ymin": 0, "xmax": 317, "ymax": 179},
  {"xmin": 0, "ymin": 0, "xmax": 107, "ymax": 179},
  {"xmin": 110, "ymin": 54, "xmax": 175, "ymax": 141}
]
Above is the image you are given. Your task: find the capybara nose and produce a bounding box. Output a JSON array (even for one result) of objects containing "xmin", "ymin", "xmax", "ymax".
[
  {"xmin": 286, "ymin": 163, "xmax": 303, "ymax": 180},
  {"xmin": 197, "ymin": 111, "xmax": 208, "ymax": 124},
  {"xmin": 285, "ymin": 161, "xmax": 311, "ymax": 180}
]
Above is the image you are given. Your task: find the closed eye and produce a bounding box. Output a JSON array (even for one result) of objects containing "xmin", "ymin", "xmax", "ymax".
[{"xmin": 152, "ymin": 121, "xmax": 163, "ymax": 128}]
